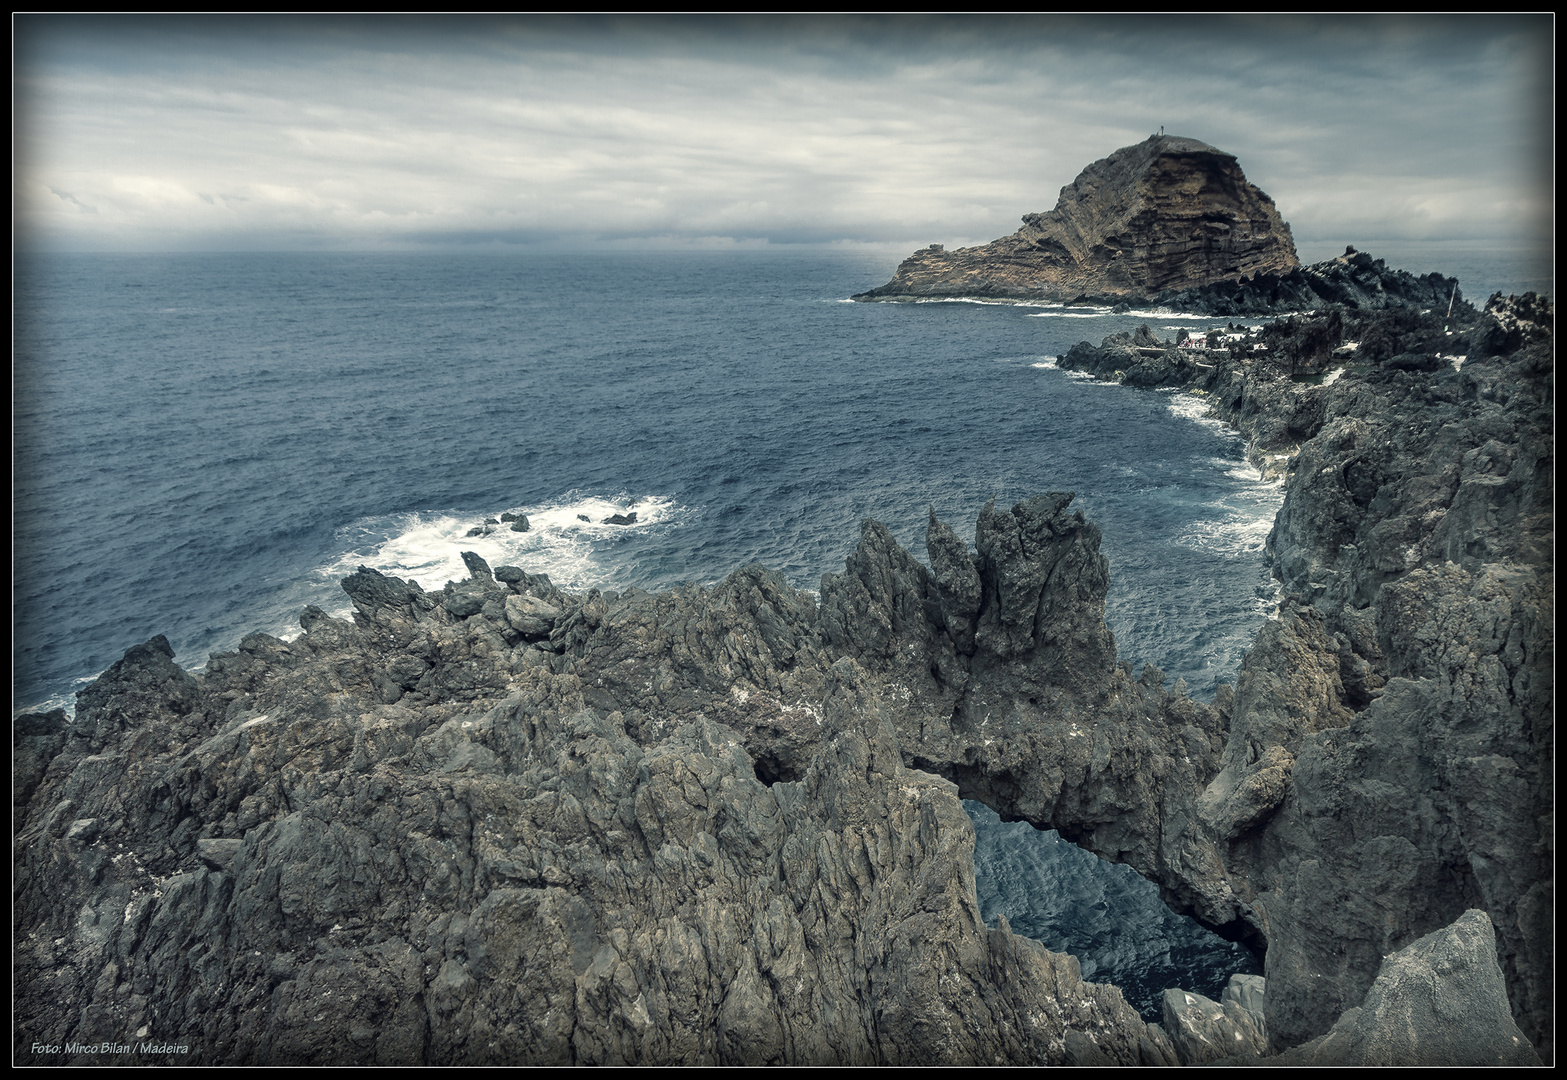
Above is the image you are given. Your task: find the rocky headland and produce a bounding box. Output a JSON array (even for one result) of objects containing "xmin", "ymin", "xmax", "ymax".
[
  {"xmin": 852, "ymin": 135, "xmax": 1461, "ymax": 317},
  {"xmin": 13, "ymin": 290, "xmax": 1551, "ymax": 1064}
]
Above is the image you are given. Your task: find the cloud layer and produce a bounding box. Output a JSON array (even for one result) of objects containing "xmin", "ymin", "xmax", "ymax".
[{"xmin": 16, "ymin": 15, "xmax": 1554, "ymax": 251}]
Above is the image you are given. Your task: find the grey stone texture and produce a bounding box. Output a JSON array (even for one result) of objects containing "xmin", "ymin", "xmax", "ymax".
[{"xmin": 14, "ymin": 294, "xmax": 1550, "ymax": 1064}]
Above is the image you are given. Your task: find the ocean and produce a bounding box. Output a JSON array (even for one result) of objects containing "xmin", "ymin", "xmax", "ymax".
[{"xmin": 12, "ymin": 243, "xmax": 1543, "ymax": 1019}]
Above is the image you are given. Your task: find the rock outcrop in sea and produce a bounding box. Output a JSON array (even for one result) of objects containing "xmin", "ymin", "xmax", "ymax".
[
  {"xmin": 13, "ymin": 290, "xmax": 1551, "ymax": 1064},
  {"xmin": 853, "ymin": 137, "xmax": 1465, "ymax": 317},
  {"xmin": 854, "ymin": 134, "xmax": 1299, "ymax": 306}
]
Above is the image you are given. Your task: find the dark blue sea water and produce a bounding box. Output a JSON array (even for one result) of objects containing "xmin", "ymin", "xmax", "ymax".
[{"xmin": 12, "ymin": 243, "xmax": 1536, "ymax": 1019}]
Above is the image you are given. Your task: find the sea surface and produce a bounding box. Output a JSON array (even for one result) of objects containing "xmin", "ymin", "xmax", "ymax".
[{"xmin": 13, "ymin": 243, "xmax": 1540, "ymax": 1019}]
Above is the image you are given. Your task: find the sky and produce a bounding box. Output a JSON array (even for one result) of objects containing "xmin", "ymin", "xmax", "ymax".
[{"xmin": 14, "ymin": 14, "xmax": 1555, "ymax": 254}]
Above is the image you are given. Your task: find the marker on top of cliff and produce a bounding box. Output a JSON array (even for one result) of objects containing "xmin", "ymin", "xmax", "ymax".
[{"xmin": 853, "ymin": 134, "xmax": 1299, "ymax": 306}]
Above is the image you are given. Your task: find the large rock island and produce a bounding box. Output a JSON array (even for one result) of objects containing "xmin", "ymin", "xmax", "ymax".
[
  {"xmin": 855, "ymin": 134, "xmax": 1299, "ymax": 305},
  {"xmin": 854, "ymin": 136, "xmax": 1462, "ymax": 316},
  {"xmin": 13, "ymin": 292, "xmax": 1551, "ymax": 1064}
]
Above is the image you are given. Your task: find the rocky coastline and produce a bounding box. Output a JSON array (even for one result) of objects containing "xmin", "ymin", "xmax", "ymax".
[{"xmin": 13, "ymin": 289, "xmax": 1551, "ymax": 1064}]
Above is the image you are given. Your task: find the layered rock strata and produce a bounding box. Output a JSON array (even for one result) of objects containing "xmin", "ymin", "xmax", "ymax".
[
  {"xmin": 853, "ymin": 134, "xmax": 1298, "ymax": 305},
  {"xmin": 14, "ymin": 295, "xmax": 1551, "ymax": 1064}
]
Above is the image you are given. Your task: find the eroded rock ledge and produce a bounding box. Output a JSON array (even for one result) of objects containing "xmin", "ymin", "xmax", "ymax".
[{"xmin": 14, "ymin": 296, "xmax": 1551, "ymax": 1065}]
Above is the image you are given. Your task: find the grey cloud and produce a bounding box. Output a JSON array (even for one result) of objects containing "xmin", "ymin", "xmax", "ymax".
[
  {"xmin": 47, "ymin": 186, "xmax": 97, "ymax": 214},
  {"xmin": 14, "ymin": 15, "xmax": 1552, "ymax": 252}
]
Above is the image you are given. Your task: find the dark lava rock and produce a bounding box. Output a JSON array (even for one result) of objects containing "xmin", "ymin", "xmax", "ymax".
[
  {"xmin": 603, "ymin": 512, "xmax": 638, "ymax": 525},
  {"xmin": 1058, "ymin": 295, "xmax": 1553, "ymax": 1059},
  {"xmin": 12, "ymin": 296, "xmax": 1551, "ymax": 1064},
  {"xmin": 1262, "ymin": 911, "xmax": 1541, "ymax": 1065}
]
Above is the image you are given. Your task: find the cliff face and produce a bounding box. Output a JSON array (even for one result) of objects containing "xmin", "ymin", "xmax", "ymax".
[
  {"xmin": 854, "ymin": 135, "xmax": 1298, "ymax": 304},
  {"xmin": 1058, "ymin": 292, "xmax": 1554, "ymax": 1056},
  {"xmin": 13, "ymin": 294, "xmax": 1551, "ymax": 1065}
]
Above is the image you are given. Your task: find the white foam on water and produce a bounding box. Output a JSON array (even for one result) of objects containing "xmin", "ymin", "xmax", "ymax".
[
  {"xmin": 1257, "ymin": 579, "xmax": 1286, "ymax": 620},
  {"xmin": 1121, "ymin": 309, "xmax": 1233, "ymax": 320},
  {"xmin": 319, "ymin": 493, "xmax": 685, "ymax": 596},
  {"xmin": 1025, "ymin": 310, "xmax": 1112, "ymax": 318},
  {"xmin": 1031, "ymin": 357, "xmax": 1060, "ymax": 369},
  {"xmin": 910, "ymin": 297, "xmax": 1057, "ymax": 309},
  {"xmin": 1061, "ymin": 369, "xmax": 1120, "ymax": 385},
  {"xmin": 1174, "ymin": 503, "xmax": 1278, "ymax": 560},
  {"xmin": 1164, "ymin": 392, "xmax": 1233, "ymax": 434},
  {"xmin": 1224, "ymin": 462, "xmax": 1272, "ymax": 484}
]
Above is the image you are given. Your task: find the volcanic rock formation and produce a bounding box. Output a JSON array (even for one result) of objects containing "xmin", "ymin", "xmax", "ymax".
[
  {"xmin": 13, "ymin": 293, "xmax": 1552, "ymax": 1065},
  {"xmin": 854, "ymin": 135, "xmax": 1298, "ymax": 304},
  {"xmin": 1057, "ymin": 292, "xmax": 1553, "ymax": 1056}
]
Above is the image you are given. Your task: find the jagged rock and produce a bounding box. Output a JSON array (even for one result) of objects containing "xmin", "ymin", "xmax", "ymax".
[
  {"xmin": 1161, "ymin": 984, "xmax": 1268, "ymax": 1063},
  {"xmin": 1222, "ymin": 974, "xmax": 1267, "ymax": 1032},
  {"xmin": 925, "ymin": 507, "xmax": 982, "ymax": 656},
  {"xmin": 14, "ymin": 627, "xmax": 1164, "ymax": 1064},
  {"xmin": 442, "ymin": 580, "xmax": 492, "ymax": 619},
  {"xmin": 1266, "ymin": 911, "xmax": 1541, "ymax": 1065},
  {"xmin": 14, "ymin": 709, "xmax": 70, "ymax": 811},
  {"xmin": 603, "ymin": 512, "xmax": 637, "ymax": 526},
  {"xmin": 12, "ymin": 295, "xmax": 1550, "ymax": 1064},
  {"xmin": 504, "ymin": 594, "xmax": 562, "ymax": 638},
  {"xmin": 1161, "ymin": 249, "xmax": 1462, "ymax": 317},
  {"xmin": 460, "ymin": 551, "xmax": 493, "ymax": 581},
  {"xmin": 855, "ymin": 135, "xmax": 1297, "ymax": 304},
  {"xmin": 195, "ymin": 837, "xmax": 243, "ymax": 873},
  {"xmin": 1057, "ymin": 295, "xmax": 1553, "ymax": 1058},
  {"xmin": 509, "ymin": 515, "xmax": 531, "ymax": 533}
]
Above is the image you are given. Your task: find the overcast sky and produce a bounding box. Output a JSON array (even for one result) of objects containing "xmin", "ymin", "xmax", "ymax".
[{"xmin": 15, "ymin": 15, "xmax": 1554, "ymax": 253}]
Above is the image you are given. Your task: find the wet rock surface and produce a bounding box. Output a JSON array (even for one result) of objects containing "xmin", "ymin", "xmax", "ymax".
[{"xmin": 14, "ymin": 296, "xmax": 1551, "ymax": 1064}]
